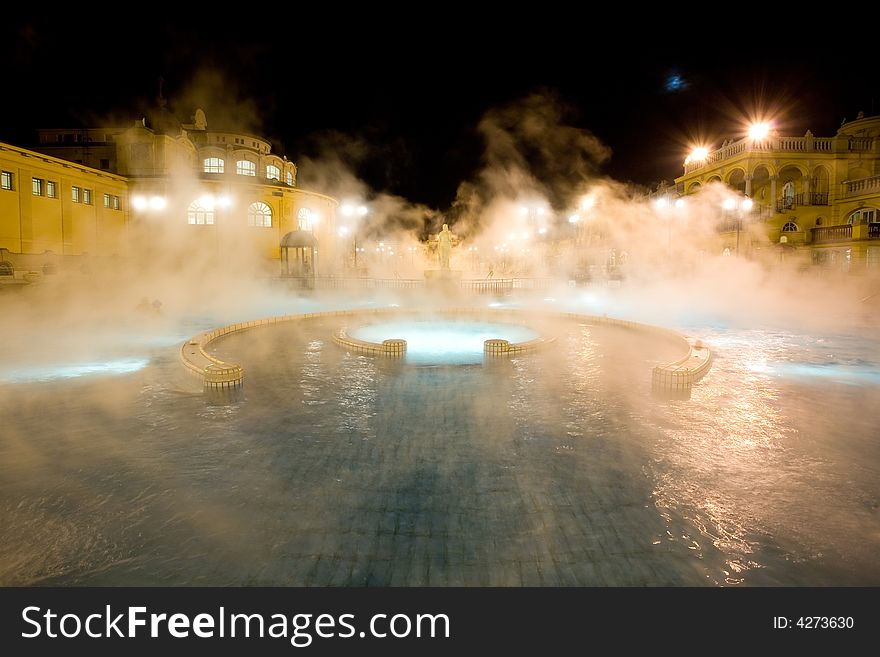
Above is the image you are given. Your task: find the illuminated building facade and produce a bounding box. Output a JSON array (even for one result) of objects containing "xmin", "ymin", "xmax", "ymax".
[
  {"xmin": 1, "ymin": 105, "xmax": 337, "ymax": 277},
  {"xmin": 674, "ymin": 112, "xmax": 880, "ymax": 270}
]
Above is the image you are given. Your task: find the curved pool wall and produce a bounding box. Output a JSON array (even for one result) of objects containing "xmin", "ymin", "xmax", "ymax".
[{"xmin": 180, "ymin": 308, "xmax": 709, "ymax": 392}]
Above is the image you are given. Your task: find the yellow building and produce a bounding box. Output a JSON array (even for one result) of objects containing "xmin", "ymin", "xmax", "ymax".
[
  {"xmin": 674, "ymin": 112, "xmax": 880, "ymax": 271},
  {"xmin": 1, "ymin": 104, "xmax": 337, "ymax": 278}
]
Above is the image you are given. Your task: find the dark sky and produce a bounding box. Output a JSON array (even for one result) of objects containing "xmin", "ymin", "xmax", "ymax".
[{"xmin": 2, "ymin": 16, "xmax": 878, "ymax": 209}]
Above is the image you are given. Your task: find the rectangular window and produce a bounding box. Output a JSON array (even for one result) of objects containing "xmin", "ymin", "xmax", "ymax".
[
  {"xmin": 266, "ymin": 165, "xmax": 280, "ymax": 181},
  {"xmin": 47, "ymin": 181, "xmax": 58, "ymax": 198},
  {"xmin": 32, "ymin": 177, "xmax": 43, "ymax": 196},
  {"xmin": 1, "ymin": 171, "xmax": 13, "ymax": 191},
  {"xmin": 236, "ymin": 160, "xmax": 256, "ymax": 176},
  {"xmin": 72, "ymin": 186, "xmax": 81, "ymax": 203},
  {"xmin": 83, "ymin": 188, "xmax": 92, "ymax": 205},
  {"xmin": 103, "ymin": 193, "xmax": 111, "ymax": 208},
  {"xmin": 112, "ymin": 195, "xmax": 120, "ymax": 210},
  {"xmin": 203, "ymin": 157, "xmax": 224, "ymax": 173}
]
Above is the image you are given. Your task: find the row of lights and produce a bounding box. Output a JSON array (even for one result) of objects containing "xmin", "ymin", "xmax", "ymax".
[{"xmin": 686, "ymin": 121, "xmax": 773, "ymax": 166}]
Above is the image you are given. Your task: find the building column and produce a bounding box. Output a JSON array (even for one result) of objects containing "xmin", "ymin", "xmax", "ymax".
[
  {"xmin": 770, "ymin": 176, "xmax": 777, "ymax": 209},
  {"xmin": 744, "ymin": 175, "xmax": 752, "ymax": 197},
  {"xmin": 802, "ymin": 175, "xmax": 811, "ymax": 204}
]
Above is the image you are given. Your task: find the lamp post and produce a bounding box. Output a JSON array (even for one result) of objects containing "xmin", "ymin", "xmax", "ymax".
[
  {"xmin": 722, "ymin": 196, "xmax": 753, "ymax": 255},
  {"xmin": 340, "ymin": 202, "xmax": 368, "ymax": 271}
]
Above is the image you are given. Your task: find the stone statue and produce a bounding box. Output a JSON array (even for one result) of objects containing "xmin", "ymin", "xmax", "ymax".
[{"xmin": 438, "ymin": 223, "xmax": 452, "ymax": 270}]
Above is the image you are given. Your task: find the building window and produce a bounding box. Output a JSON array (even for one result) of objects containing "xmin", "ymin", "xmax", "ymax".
[
  {"xmin": 248, "ymin": 201, "xmax": 272, "ymax": 227},
  {"xmin": 1, "ymin": 171, "xmax": 13, "ymax": 191},
  {"xmin": 286, "ymin": 171, "xmax": 293, "ymax": 186},
  {"xmin": 236, "ymin": 160, "xmax": 256, "ymax": 176},
  {"xmin": 782, "ymin": 222, "xmax": 799, "ymax": 232},
  {"xmin": 266, "ymin": 165, "xmax": 280, "ymax": 181},
  {"xmin": 32, "ymin": 178, "xmax": 43, "ymax": 196},
  {"xmin": 103, "ymin": 193, "xmax": 111, "ymax": 208},
  {"xmin": 187, "ymin": 199, "xmax": 215, "ymax": 225},
  {"xmin": 297, "ymin": 207, "xmax": 315, "ymax": 231},
  {"xmin": 83, "ymin": 188, "xmax": 92, "ymax": 205},
  {"xmin": 113, "ymin": 195, "xmax": 120, "ymax": 210},
  {"xmin": 47, "ymin": 181, "xmax": 58, "ymax": 198},
  {"xmin": 72, "ymin": 186, "xmax": 81, "ymax": 203},
  {"xmin": 203, "ymin": 157, "xmax": 225, "ymax": 173},
  {"xmin": 848, "ymin": 208, "xmax": 878, "ymax": 224}
]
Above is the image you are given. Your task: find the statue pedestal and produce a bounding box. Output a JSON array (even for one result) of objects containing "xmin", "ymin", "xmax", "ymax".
[{"xmin": 424, "ymin": 269, "xmax": 462, "ymax": 282}]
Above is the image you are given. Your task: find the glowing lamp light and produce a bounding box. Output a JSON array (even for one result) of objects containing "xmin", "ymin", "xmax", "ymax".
[
  {"xmin": 722, "ymin": 198, "xmax": 736, "ymax": 210},
  {"xmin": 748, "ymin": 122, "xmax": 771, "ymax": 141},
  {"xmin": 132, "ymin": 195, "xmax": 148, "ymax": 210},
  {"xmin": 338, "ymin": 227, "xmax": 349, "ymax": 237},
  {"xmin": 520, "ymin": 232, "xmax": 529, "ymax": 240},
  {"xmin": 536, "ymin": 207, "xmax": 546, "ymax": 216},
  {"xmin": 341, "ymin": 204, "xmax": 354, "ymax": 217},
  {"xmin": 518, "ymin": 206, "xmax": 529, "ymax": 216},
  {"xmin": 569, "ymin": 214, "xmax": 580, "ymax": 223},
  {"xmin": 685, "ymin": 147, "xmax": 709, "ymax": 165},
  {"xmin": 357, "ymin": 205, "xmax": 368, "ymax": 216},
  {"xmin": 217, "ymin": 195, "xmax": 232, "ymax": 208},
  {"xmin": 580, "ymin": 196, "xmax": 595, "ymax": 210},
  {"xmin": 198, "ymin": 194, "xmax": 215, "ymax": 211},
  {"xmin": 537, "ymin": 227, "xmax": 547, "ymax": 235},
  {"xmin": 149, "ymin": 196, "xmax": 166, "ymax": 210},
  {"xmin": 674, "ymin": 198, "xmax": 686, "ymax": 209},
  {"xmin": 655, "ymin": 198, "xmax": 668, "ymax": 210},
  {"xmin": 741, "ymin": 198, "xmax": 754, "ymax": 211}
]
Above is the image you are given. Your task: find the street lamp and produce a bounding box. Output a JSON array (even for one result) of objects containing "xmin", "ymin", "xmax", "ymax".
[
  {"xmin": 722, "ymin": 196, "xmax": 753, "ymax": 255},
  {"xmin": 340, "ymin": 201, "xmax": 369, "ymax": 271}
]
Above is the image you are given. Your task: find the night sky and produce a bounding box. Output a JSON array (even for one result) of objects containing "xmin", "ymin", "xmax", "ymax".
[{"xmin": 2, "ymin": 16, "xmax": 879, "ymax": 209}]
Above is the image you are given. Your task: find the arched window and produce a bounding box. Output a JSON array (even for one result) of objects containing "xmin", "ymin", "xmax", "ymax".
[
  {"xmin": 297, "ymin": 207, "xmax": 314, "ymax": 231},
  {"xmin": 266, "ymin": 165, "xmax": 280, "ymax": 181},
  {"xmin": 248, "ymin": 201, "xmax": 272, "ymax": 227},
  {"xmin": 187, "ymin": 199, "xmax": 215, "ymax": 225},
  {"xmin": 286, "ymin": 171, "xmax": 294, "ymax": 186},
  {"xmin": 847, "ymin": 208, "xmax": 877, "ymax": 224},
  {"xmin": 782, "ymin": 222, "xmax": 799, "ymax": 232},
  {"xmin": 236, "ymin": 160, "xmax": 256, "ymax": 176},
  {"xmin": 203, "ymin": 157, "xmax": 224, "ymax": 173},
  {"xmin": 815, "ymin": 217, "xmax": 824, "ymax": 226}
]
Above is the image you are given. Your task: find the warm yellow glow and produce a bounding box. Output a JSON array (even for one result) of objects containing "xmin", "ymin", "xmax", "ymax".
[
  {"xmin": 568, "ymin": 214, "xmax": 580, "ymax": 223},
  {"xmin": 149, "ymin": 196, "xmax": 166, "ymax": 210},
  {"xmin": 536, "ymin": 207, "xmax": 546, "ymax": 216},
  {"xmin": 674, "ymin": 198, "xmax": 686, "ymax": 209},
  {"xmin": 518, "ymin": 206, "xmax": 529, "ymax": 216},
  {"xmin": 748, "ymin": 122, "xmax": 771, "ymax": 140},
  {"xmin": 655, "ymin": 198, "xmax": 668, "ymax": 210},
  {"xmin": 341, "ymin": 204, "xmax": 354, "ymax": 216},
  {"xmin": 580, "ymin": 195, "xmax": 595, "ymax": 210},
  {"xmin": 198, "ymin": 194, "xmax": 215, "ymax": 211},
  {"xmin": 132, "ymin": 195, "xmax": 147, "ymax": 210},
  {"xmin": 722, "ymin": 198, "xmax": 736, "ymax": 210},
  {"xmin": 217, "ymin": 195, "xmax": 232, "ymax": 208},
  {"xmin": 357, "ymin": 205, "xmax": 368, "ymax": 216},
  {"xmin": 338, "ymin": 226, "xmax": 349, "ymax": 237},
  {"xmin": 685, "ymin": 146, "xmax": 709, "ymax": 165},
  {"xmin": 741, "ymin": 198, "xmax": 754, "ymax": 211}
]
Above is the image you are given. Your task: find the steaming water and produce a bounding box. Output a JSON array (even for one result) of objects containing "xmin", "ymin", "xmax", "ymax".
[
  {"xmin": 1, "ymin": 305, "xmax": 879, "ymax": 586},
  {"xmin": 349, "ymin": 320, "xmax": 540, "ymax": 364}
]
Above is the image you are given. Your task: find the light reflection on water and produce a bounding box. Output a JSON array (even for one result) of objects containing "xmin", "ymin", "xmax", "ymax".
[{"xmin": 0, "ymin": 316, "xmax": 878, "ymax": 586}]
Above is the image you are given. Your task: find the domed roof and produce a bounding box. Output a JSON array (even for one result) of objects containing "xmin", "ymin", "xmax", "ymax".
[
  {"xmin": 281, "ymin": 231, "xmax": 317, "ymax": 248},
  {"xmin": 146, "ymin": 105, "xmax": 182, "ymax": 136}
]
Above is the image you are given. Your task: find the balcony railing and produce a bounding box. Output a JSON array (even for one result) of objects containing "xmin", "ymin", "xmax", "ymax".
[
  {"xmin": 870, "ymin": 224, "xmax": 880, "ymax": 239},
  {"xmin": 684, "ymin": 135, "xmax": 874, "ymax": 174},
  {"xmin": 811, "ymin": 225, "xmax": 852, "ymax": 244},
  {"xmin": 845, "ymin": 175, "xmax": 880, "ymax": 197},
  {"xmin": 776, "ymin": 192, "xmax": 830, "ymax": 212}
]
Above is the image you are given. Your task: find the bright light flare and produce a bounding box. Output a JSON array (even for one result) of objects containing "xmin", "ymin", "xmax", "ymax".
[
  {"xmin": 684, "ymin": 146, "xmax": 709, "ymax": 165},
  {"xmin": 198, "ymin": 194, "xmax": 215, "ymax": 211},
  {"xmin": 655, "ymin": 198, "xmax": 668, "ymax": 210},
  {"xmin": 149, "ymin": 196, "xmax": 166, "ymax": 210},
  {"xmin": 748, "ymin": 122, "xmax": 771, "ymax": 141},
  {"xmin": 217, "ymin": 195, "xmax": 232, "ymax": 208},
  {"xmin": 580, "ymin": 196, "xmax": 595, "ymax": 210},
  {"xmin": 132, "ymin": 195, "xmax": 147, "ymax": 210},
  {"xmin": 569, "ymin": 214, "xmax": 580, "ymax": 223},
  {"xmin": 341, "ymin": 204, "xmax": 354, "ymax": 216},
  {"xmin": 674, "ymin": 198, "xmax": 686, "ymax": 209},
  {"xmin": 722, "ymin": 198, "xmax": 737, "ymax": 210},
  {"xmin": 741, "ymin": 198, "xmax": 754, "ymax": 211},
  {"xmin": 357, "ymin": 205, "xmax": 368, "ymax": 216},
  {"xmin": 537, "ymin": 227, "xmax": 547, "ymax": 235}
]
